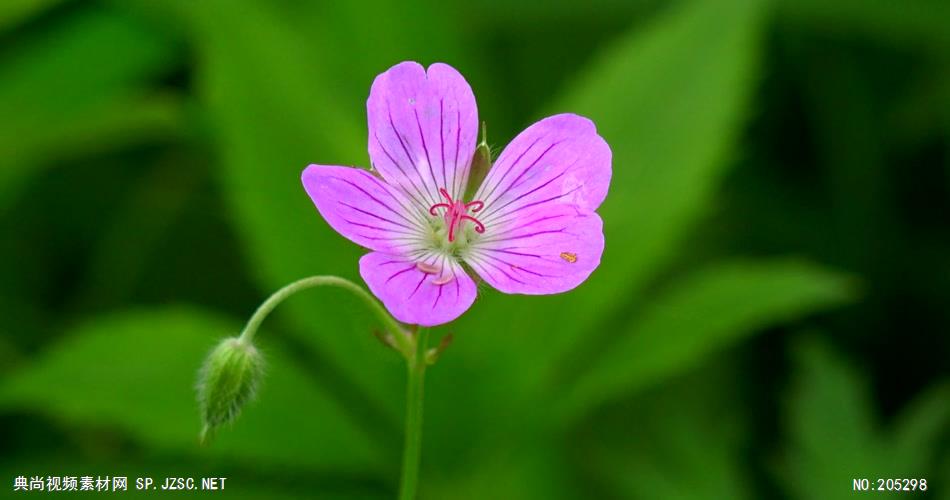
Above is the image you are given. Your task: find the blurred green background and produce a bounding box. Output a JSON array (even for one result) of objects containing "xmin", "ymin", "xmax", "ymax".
[{"xmin": 1, "ymin": 0, "xmax": 948, "ymax": 498}]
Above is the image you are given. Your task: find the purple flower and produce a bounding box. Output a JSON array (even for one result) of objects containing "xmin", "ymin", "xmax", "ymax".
[{"xmin": 302, "ymin": 62, "xmax": 611, "ymax": 326}]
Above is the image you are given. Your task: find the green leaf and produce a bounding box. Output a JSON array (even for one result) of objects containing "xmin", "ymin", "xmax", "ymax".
[
  {"xmin": 0, "ymin": 308, "xmax": 384, "ymax": 472},
  {"xmin": 0, "ymin": 7, "xmax": 180, "ymax": 210},
  {"xmin": 777, "ymin": 0, "xmax": 950, "ymax": 52},
  {"xmin": 782, "ymin": 337, "xmax": 950, "ymax": 499},
  {"xmin": 434, "ymin": 361, "xmax": 756, "ymax": 500},
  {"xmin": 271, "ymin": 1, "xmax": 468, "ymax": 98},
  {"xmin": 0, "ymin": 334, "xmax": 19, "ymax": 372},
  {"xmin": 889, "ymin": 382, "xmax": 950, "ymax": 473},
  {"xmin": 784, "ymin": 338, "xmax": 876, "ymax": 496},
  {"xmin": 459, "ymin": 0, "xmax": 771, "ymax": 391},
  {"xmin": 582, "ymin": 364, "xmax": 753, "ymax": 500},
  {"xmin": 425, "ymin": 443, "xmax": 576, "ymax": 500},
  {"xmin": 555, "ymin": 259, "xmax": 856, "ymax": 424},
  {"xmin": 5, "ymin": 92, "xmax": 182, "ymax": 190},
  {"xmin": 0, "ymin": 0, "xmax": 64, "ymax": 32}
]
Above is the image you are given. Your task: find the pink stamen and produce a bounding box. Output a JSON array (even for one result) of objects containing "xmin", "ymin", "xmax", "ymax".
[
  {"xmin": 429, "ymin": 203, "xmax": 450, "ymax": 215},
  {"xmin": 464, "ymin": 200, "xmax": 484, "ymax": 212},
  {"xmin": 428, "ymin": 187, "xmax": 486, "ymax": 242},
  {"xmin": 460, "ymin": 215, "xmax": 485, "ymax": 233},
  {"xmin": 439, "ymin": 188, "xmax": 453, "ymax": 202}
]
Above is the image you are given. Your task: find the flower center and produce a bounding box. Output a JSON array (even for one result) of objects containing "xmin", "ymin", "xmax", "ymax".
[{"xmin": 428, "ymin": 188, "xmax": 485, "ymax": 243}]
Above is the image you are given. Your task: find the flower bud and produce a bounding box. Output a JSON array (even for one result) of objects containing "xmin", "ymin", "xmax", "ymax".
[
  {"xmin": 196, "ymin": 337, "xmax": 264, "ymax": 443},
  {"xmin": 464, "ymin": 122, "xmax": 492, "ymax": 201}
]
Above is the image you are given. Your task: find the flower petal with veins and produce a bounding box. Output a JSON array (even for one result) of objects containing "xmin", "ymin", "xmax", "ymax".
[
  {"xmin": 474, "ymin": 113, "xmax": 611, "ymax": 223},
  {"xmin": 359, "ymin": 251, "xmax": 477, "ymax": 326},
  {"xmin": 367, "ymin": 62, "xmax": 479, "ymax": 209},
  {"xmin": 466, "ymin": 204, "xmax": 605, "ymax": 295},
  {"xmin": 302, "ymin": 165, "xmax": 429, "ymax": 255}
]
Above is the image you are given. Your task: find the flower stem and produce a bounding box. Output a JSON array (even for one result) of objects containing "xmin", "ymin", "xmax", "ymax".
[
  {"xmin": 238, "ymin": 276, "xmax": 410, "ymax": 354},
  {"xmin": 398, "ymin": 327, "xmax": 429, "ymax": 500}
]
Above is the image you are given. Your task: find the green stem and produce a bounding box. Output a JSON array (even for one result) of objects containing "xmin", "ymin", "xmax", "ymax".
[
  {"xmin": 398, "ymin": 328, "xmax": 429, "ymax": 500},
  {"xmin": 238, "ymin": 276, "xmax": 410, "ymax": 353},
  {"xmin": 237, "ymin": 276, "xmax": 432, "ymax": 497}
]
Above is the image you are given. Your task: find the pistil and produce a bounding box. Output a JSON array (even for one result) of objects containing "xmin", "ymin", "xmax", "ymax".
[{"xmin": 429, "ymin": 188, "xmax": 486, "ymax": 242}]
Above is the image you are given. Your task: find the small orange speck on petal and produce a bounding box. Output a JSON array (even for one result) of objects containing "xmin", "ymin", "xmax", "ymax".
[{"xmin": 560, "ymin": 252, "xmax": 577, "ymax": 263}]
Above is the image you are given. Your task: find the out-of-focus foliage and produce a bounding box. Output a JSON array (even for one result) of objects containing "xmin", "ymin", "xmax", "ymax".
[
  {"xmin": 556, "ymin": 259, "xmax": 855, "ymax": 424},
  {"xmin": 0, "ymin": 8, "xmax": 180, "ymax": 209},
  {"xmin": 0, "ymin": 0, "xmax": 63, "ymax": 33},
  {"xmin": 0, "ymin": 309, "xmax": 384, "ymax": 471},
  {"xmin": 2, "ymin": 0, "xmax": 948, "ymax": 498},
  {"xmin": 782, "ymin": 337, "xmax": 950, "ymax": 500},
  {"xmin": 172, "ymin": 0, "xmax": 404, "ymax": 422},
  {"xmin": 580, "ymin": 362, "xmax": 755, "ymax": 500},
  {"xmin": 458, "ymin": 0, "xmax": 769, "ymax": 399}
]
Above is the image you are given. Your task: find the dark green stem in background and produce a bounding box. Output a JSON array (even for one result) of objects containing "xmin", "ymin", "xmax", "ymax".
[{"xmin": 398, "ymin": 328, "xmax": 429, "ymax": 500}]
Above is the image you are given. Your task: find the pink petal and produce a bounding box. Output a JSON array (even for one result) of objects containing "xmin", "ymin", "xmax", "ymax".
[
  {"xmin": 367, "ymin": 61, "xmax": 478, "ymax": 210},
  {"xmin": 473, "ymin": 113, "xmax": 611, "ymax": 229},
  {"xmin": 302, "ymin": 165, "xmax": 429, "ymax": 254},
  {"xmin": 360, "ymin": 251, "xmax": 477, "ymax": 327},
  {"xmin": 466, "ymin": 204, "xmax": 604, "ymax": 295}
]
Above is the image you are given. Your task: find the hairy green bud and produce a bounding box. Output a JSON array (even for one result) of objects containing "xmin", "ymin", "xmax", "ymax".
[{"xmin": 196, "ymin": 337, "xmax": 263, "ymax": 443}]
